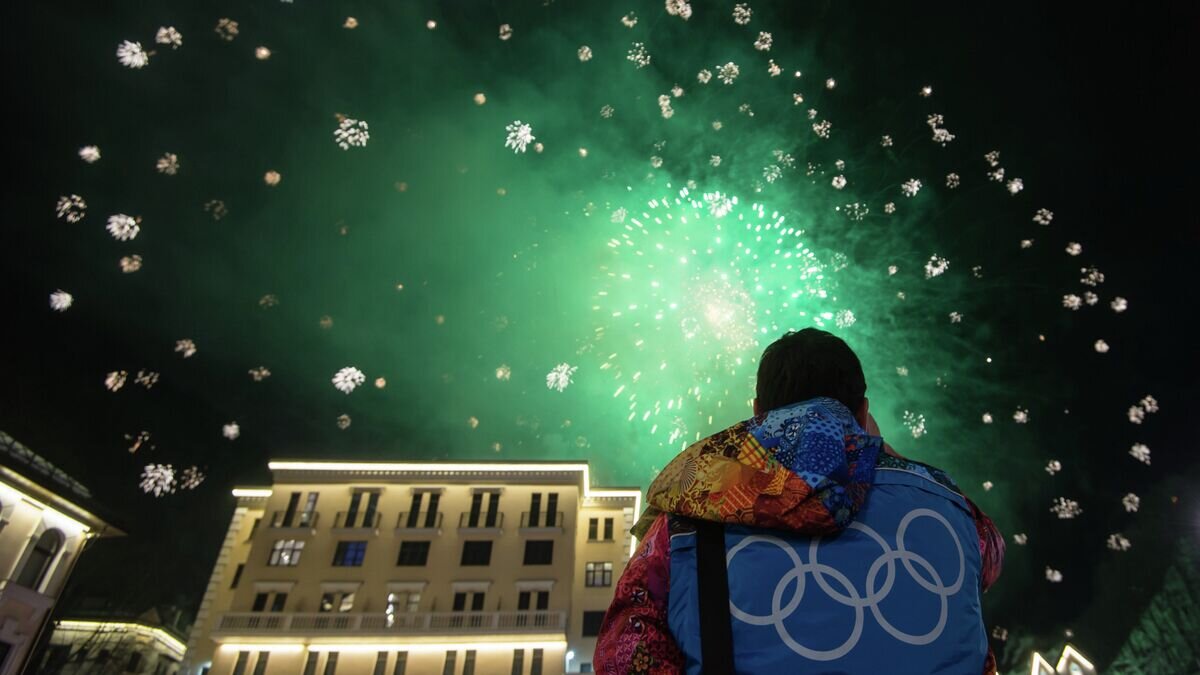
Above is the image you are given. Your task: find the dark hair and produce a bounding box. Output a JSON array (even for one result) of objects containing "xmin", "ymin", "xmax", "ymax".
[{"xmin": 755, "ymin": 328, "xmax": 866, "ymax": 413}]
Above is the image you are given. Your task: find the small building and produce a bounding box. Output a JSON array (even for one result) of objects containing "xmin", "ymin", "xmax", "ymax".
[{"xmin": 0, "ymin": 431, "xmax": 124, "ymax": 675}]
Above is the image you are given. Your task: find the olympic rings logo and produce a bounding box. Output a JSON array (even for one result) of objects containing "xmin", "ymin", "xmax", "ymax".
[{"xmin": 725, "ymin": 508, "xmax": 966, "ymax": 661}]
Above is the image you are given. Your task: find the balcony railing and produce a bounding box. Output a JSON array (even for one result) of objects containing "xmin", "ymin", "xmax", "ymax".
[
  {"xmin": 269, "ymin": 510, "xmax": 319, "ymax": 530},
  {"xmin": 213, "ymin": 611, "xmax": 567, "ymax": 637},
  {"xmin": 332, "ymin": 511, "xmax": 382, "ymax": 530},
  {"xmin": 396, "ymin": 511, "xmax": 444, "ymax": 530},
  {"xmin": 520, "ymin": 511, "xmax": 564, "ymax": 529},
  {"xmin": 458, "ymin": 511, "xmax": 504, "ymax": 530}
]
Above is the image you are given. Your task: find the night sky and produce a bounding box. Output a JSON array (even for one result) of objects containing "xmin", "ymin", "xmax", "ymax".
[{"xmin": 2, "ymin": 1, "xmax": 1196, "ymax": 670}]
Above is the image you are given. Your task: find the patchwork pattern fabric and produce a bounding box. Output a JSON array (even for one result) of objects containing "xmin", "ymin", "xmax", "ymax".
[{"xmin": 635, "ymin": 397, "xmax": 881, "ymax": 538}]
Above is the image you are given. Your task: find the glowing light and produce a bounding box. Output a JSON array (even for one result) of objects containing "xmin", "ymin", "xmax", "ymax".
[{"xmin": 231, "ymin": 488, "xmax": 272, "ymax": 498}]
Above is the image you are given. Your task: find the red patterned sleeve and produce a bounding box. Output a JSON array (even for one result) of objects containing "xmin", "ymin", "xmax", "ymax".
[
  {"xmin": 593, "ymin": 513, "xmax": 685, "ymax": 674},
  {"xmin": 965, "ymin": 497, "xmax": 1005, "ymax": 592},
  {"xmin": 964, "ymin": 497, "xmax": 1004, "ymax": 675}
]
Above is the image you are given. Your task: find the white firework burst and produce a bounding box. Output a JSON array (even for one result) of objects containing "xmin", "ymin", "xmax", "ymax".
[
  {"xmin": 1045, "ymin": 567, "xmax": 1063, "ymax": 583},
  {"xmin": 901, "ymin": 178, "xmax": 923, "ymax": 197},
  {"xmin": 627, "ymin": 42, "xmax": 651, "ymax": 68},
  {"xmin": 732, "ymin": 3, "xmax": 752, "ymax": 24},
  {"xmin": 754, "ymin": 32, "xmax": 772, "ymax": 51},
  {"xmin": 1121, "ymin": 492, "xmax": 1140, "ymax": 513},
  {"xmin": 49, "ymin": 290, "xmax": 73, "ymax": 312},
  {"xmin": 156, "ymin": 153, "xmax": 180, "ymax": 175},
  {"xmin": 215, "ymin": 18, "xmax": 239, "ymax": 41},
  {"xmin": 79, "ymin": 146, "xmax": 101, "ymax": 163},
  {"xmin": 140, "ymin": 464, "xmax": 176, "ymax": 497},
  {"xmin": 578, "ymin": 46, "xmax": 593, "ymax": 62},
  {"xmin": 1013, "ymin": 533, "xmax": 1028, "ymax": 545},
  {"xmin": 337, "ymin": 413, "xmax": 352, "ymax": 430},
  {"xmin": 1013, "ymin": 408, "xmax": 1029, "ymax": 424},
  {"xmin": 248, "ymin": 367, "xmax": 271, "ymax": 382},
  {"xmin": 105, "ymin": 370, "xmax": 127, "ymax": 392},
  {"xmin": 1033, "ymin": 208, "xmax": 1054, "ymax": 225},
  {"xmin": 56, "ymin": 195, "xmax": 87, "ymax": 222},
  {"xmin": 1106, "ymin": 534, "xmax": 1131, "ymax": 551},
  {"xmin": 174, "ymin": 339, "xmax": 197, "ymax": 358},
  {"xmin": 495, "ymin": 365, "xmax": 512, "ymax": 381},
  {"xmin": 156, "ymin": 26, "xmax": 182, "ymax": 49},
  {"xmin": 1050, "ymin": 497, "xmax": 1082, "ymax": 519},
  {"xmin": 222, "ymin": 422, "xmax": 240, "ymax": 440},
  {"xmin": 1045, "ymin": 460, "xmax": 1062, "ymax": 476},
  {"xmin": 179, "ymin": 466, "xmax": 205, "ymax": 490},
  {"xmin": 716, "ymin": 62, "xmax": 740, "ymax": 84},
  {"xmin": 924, "ymin": 254, "xmax": 949, "ymax": 279},
  {"xmin": 334, "ymin": 117, "xmax": 370, "ymax": 150},
  {"xmin": 981, "ymin": 413, "xmax": 994, "ymax": 424},
  {"xmin": 332, "ymin": 367, "xmax": 366, "ymax": 393},
  {"xmin": 545, "ymin": 363, "xmax": 578, "ymax": 392},
  {"xmin": 1063, "ymin": 294, "xmax": 1082, "ymax": 310},
  {"xmin": 902, "ymin": 411, "xmax": 927, "ymax": 439},
  {"xmin": 504, "ymin": 121, "xmax": 535, "ymax": 153},
  {"xmin": 1129, "ymin": 443, "xmax": 1151, "ymax": 465},
  {"xmin": 106, "ymin": 214, "xmax": 140, "ymax": 241},
  {"xmin": 1110, "ymin": 296, "xmax": 1128, "ymax": 313},
  {"xmin": 834, "ymin": 309, "xmax": 855, "ymax": 328},
  {"xmin": 116, "ymin": 41, "xmax": 149, "ymax": 69}
]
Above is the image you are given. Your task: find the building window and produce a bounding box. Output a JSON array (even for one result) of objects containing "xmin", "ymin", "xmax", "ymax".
[
  {"xmin": 511, "ymin": 649, "xmax": 524, "ymax": 675},
  {"xmin": 232, "ymin": 652, "xmax": 250, "ymax": 675},
  {"xmin": 252, "ymin": 652, "xmax": 270, "ymax": 675},
  {"xmin": 531, "ymin": 648, "xmax": 543, "ymax": 675},
  {"xmin": 546, "ymin": 493, "xmax": 558, "ymax": 526},
  {"xmin": 230, "ymin": 563, "xmax": 245, "ymax": 589},
  {"xmin": 397, "ymin": 541, "xmax": 430, "ymax": 566},
  {"xmin": 332, "ymin": 541, "xmax": 368, "ymax": 567},
  {"xmin": 373, "ymin": 652, "xmax": 388, "ymax": 675},
  {"xmin": 529, "ymin": 493, "xmax": 542, "ymax": 527},
  {"xmin": 441, "ymin": 651, "xmax": 456, "ymax": 675},
  {"xmin": 582, "ymin": 610, "xmax": 606, "ymax": 637},
  {"xmin": 346, "ymin": 490, "xmax": 381, "ymax": 528},
  {"xmin": 322, "ymin": 652, "xmax": 339, "ymax": 675},
  {"xmin": 281, "ymin": 491, "xmax": 320, "ymax": 527},
  {"xmin": 320, "ymin": 591, "xmax": 356, "ymax": 613},
  {"xmin": 302, "ymin": 652, "xmax": 319, "ymax": 675},
  {"xmin": 586, "ymin": 561, "xmax": 613, "ymax": 587},
  {"xmin": 524, "ymin": 540, "xmax": 553, "ymax": 565},
  {"xmin": 467, "ymin": 492, "xmax": 500, "ymax": 527},
  {"xmin": 588, "ymin": 518, "xmax": 598, "ymax": 541},
  {"xmin": 461, "ymin": 540, "xmax": 493, "ymax": 566},
  {"xmin": 393, "ymin": 652, "xmax": 408, "ymax": 675},
  {"xmin": 386, "ymin": 591, "xmax": 421, "ymax": 625},
  {"xmin": 452, "ymin": 592, "xmax": 486, "ymax": 627},
  {"xmin": 517, "ymin": 590, "xmax": 549, "ymax": 627},
  {"xmin": 251, "ymin": 593, "xmax": 268, "ymax": 612},
  {"xmin": 15, "ymin": 528, "xmax": 63, "ymax": 590},
  {"xmin": 580, "ymin": 663, "xmax": 593, "ymax": 673},
  {"xmin": 270, "ymin": 592, "xmax": 288, "ymax": 612},
  {"xmin": 605, "ymin": 517, "xmax": 615, "ymax": 541},
  {"xmin": 406, "ymin": 492, "xmax": 441, "ymax": 528},
  {"xmin": 463, "ymin": 650, "xmax": 477, "ymax": 675},
  {"xmin": 125, "ymin": 652, "xmax": 142, "ymax": 672},
  {"xmin": 269, "ymin": 539, "xmax": 304, "ymax": 566}
]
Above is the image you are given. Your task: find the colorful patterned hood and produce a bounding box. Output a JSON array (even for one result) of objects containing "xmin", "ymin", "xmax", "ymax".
[{"xmin": 633, "ymin": 396, "xmax": 883, "ymax": 538}]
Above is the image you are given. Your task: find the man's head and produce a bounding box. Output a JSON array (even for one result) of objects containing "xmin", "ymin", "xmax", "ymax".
[{"xmin": 753, "ymin": 328, "xmax": 869, "ymax": 424}]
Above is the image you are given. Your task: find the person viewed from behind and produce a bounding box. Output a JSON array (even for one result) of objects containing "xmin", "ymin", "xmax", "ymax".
[{"xmin": 595, "ymin": 328, "xmax": 1004, "ymax": 674}]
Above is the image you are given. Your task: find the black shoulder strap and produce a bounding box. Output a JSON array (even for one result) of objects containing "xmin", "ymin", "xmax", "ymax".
[{"xmin": 695, "ymin": 519, "xmax": 736, "ymax": 674}]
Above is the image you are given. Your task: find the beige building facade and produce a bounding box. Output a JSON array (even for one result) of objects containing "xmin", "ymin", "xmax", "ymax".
[
  {"xmin": 184, "ymin": 461, "xmax": 640, "ymax": 675},
  {"xmin": 41, "ymin": 615, "xmax": 187, "ymax": 675},
  {"xmin": 0, "ymin": 431, "xmax": 124, "ymax": 675}
]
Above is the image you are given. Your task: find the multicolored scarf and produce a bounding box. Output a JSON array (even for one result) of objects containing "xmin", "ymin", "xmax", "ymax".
[{"xmin": 634, "ymin": 396, "xmax": 883, "ymax": 538}]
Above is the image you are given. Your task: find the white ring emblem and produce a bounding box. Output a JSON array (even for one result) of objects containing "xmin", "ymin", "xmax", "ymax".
[{"xmin": 725, "ymin": 508, "xmax": 965, "ymax": 660}]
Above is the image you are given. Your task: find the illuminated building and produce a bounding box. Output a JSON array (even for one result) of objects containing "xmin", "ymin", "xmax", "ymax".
[
  {"xmin": 0, "ymin": 432, "xmax": 124, "ymax": 675},
  {"xmin": 1029, "ymin": 644, "xmax": 1096, "ymax": 675},
  {"xmin": 40, "ymin": 612, "xmax": 187, "ymax": 674},
  {"xmin": 183, "ymin": 461, "xmax": 641, "ymax": 675}
]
